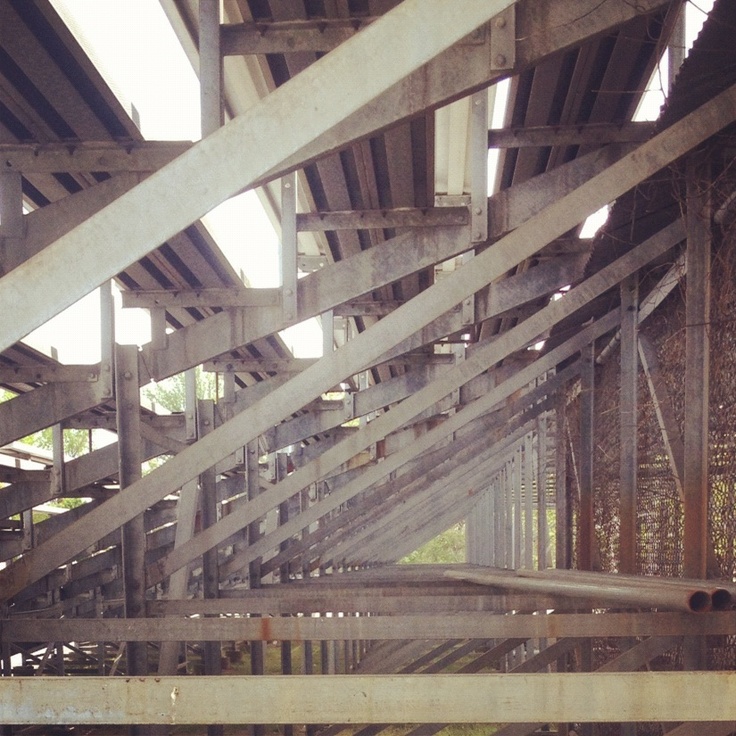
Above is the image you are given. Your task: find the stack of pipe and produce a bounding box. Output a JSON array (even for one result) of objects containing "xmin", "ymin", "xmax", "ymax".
[{"xmin": 444, "ymin": 566, "xmax": 734, "ymax": 613}]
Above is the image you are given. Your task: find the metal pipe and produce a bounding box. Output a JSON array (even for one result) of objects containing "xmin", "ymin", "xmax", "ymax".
[
  {"xmin": 515, "ymin": 569, "xmax": 732, "ymax": 611},
  {"xmin": 444, "ymin": 567, "xmax": 712, "ymax": 613}
]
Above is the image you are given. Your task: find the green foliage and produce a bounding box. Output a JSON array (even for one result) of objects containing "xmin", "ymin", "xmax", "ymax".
[
  {"xmin": 143, "ymin": 366, "xmax": 217, "ymax": 413},
  {"xmin": 401, "ymin": 522, "xmax": 466, "ymax": 564},
  {"xmin": 21, "ymin": 427, "xmax": 90, "ymax": 458}
]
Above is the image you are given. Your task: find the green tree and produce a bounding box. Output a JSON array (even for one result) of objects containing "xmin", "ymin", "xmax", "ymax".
[
  {"xmin": 143, "ymin": 366, "xmax": 217, "ymax": 412},
  {"xmin": 401, "ymin": 522, "xmax": 466, "ymax": 564}
]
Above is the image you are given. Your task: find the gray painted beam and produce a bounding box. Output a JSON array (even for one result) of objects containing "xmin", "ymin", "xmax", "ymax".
[
  {"xmin": 488, "ymin": 122, "xmax": 654, "ymax": 149},
  {"xmin": 0, "ymin": 142, "xmax": 189, "ymax": 174},
  {"xmin": 0, "ymin": 0, "xmax": 509, "ymax": 353},
  {"xmin": 2, "ymin": 672, "xmax": 736, "ymax": 725},
  {"xmin": 4, "ymin": 612, "xmax": 731, "ymax": 643},
  {"xmin": 0, "ymin": 72, "xmax": 716, "ymax": 601}
]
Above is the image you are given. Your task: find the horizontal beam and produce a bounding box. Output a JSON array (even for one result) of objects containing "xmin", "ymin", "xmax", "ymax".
[
  {"xmin": 205, "ymin": 353, "xmax": 453, "ymax": 374},
  {"xmin": 0, "ymin": 141, "xmax": 190, "ymax": 173},
  {"xmin": 2, "ymin": 673, "xmax": 735, "ymax": 724},
  {"xmin": 0, "ymin": 363, "xmax": 99, "ymax": 384},
  {"xmin": 488, "ymin": 122, "xmax": 655, "ymax": 149},
  {"xmin": 296, "ymin": 206, "xmax": 468, "ymax": 231},
  {"xmin": 148, "ymin": 592, "xmax": 587, "ymax": 616},
  {"xmin": 121, "ymin": 287, "xmax": 280, "ymax": 309},
  {"xmin": 221, "ymin": 18, "xmax": 377, "ymax": 55},
  {"xmin": 4, "ymin": 612, "xmax": 733, "ymax": 642}
]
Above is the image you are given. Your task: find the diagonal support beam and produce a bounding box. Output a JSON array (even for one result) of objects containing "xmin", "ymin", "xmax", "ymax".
[
  {"xmin": 163, "ymin": 218, "xmax": 682, "ymax": 586},
  {"xmin": 0, "ymin": 0, "xmax": 513, "ymax": 354},
  {"xmin": 1, "ymin": 69, "xmax": 728, "ymax": 600}
]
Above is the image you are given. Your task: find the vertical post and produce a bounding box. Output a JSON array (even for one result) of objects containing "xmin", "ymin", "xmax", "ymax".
[
  {"xmin": 0, "ymin": 171, "xmax": 24, "ymax": 238},
  {"xmin": 579, "ymin": 342, "xmax": 595, "ymax": 570},
  {"xmin": 684, "ymin": 155, "xmax": 712, "ymax": 581},
  {"xmin": 149, "ymin": 307, "xmax": 168, "ymax": 350},
  {"xmin": 157, "ymin": 479, "xmax": 199, "ymax": 677},
  {"xmin": 99, "ymin": 281, "xmax": 115, "ymax": 399},
  {"xmin": 277, "ymin": 454, "xmax": 294, "ymax": 736},
  {"xmin": 513, "ymin": 449, "xmax": 522, "ymax": 568},
  {"xmin": 470, "ymin": 89, "xmax": 489, "ymax": 243},
  {"xmin": 503, "ymin": 464, "xmax": 513, "ymax": 569},
  {"xmin": 247, "ymin": 439, "xmax": 266, "ymax": 736},
  {"xmin": 619, "ymin": 274, "xmax": 639, "ymax": 574},
  {"xmin": 282, "ymin": 173, "xmax": 298, "ymax": 323},
  {"xmin": 199, "ymin": 0, "xmax": 222, "ymax": 138},
  {"xmin": 185, "ymin": 368, "xmax": 197, "ymax": 442},
  {"xmin": 555, "ymin": 397, "xmax": 569, "ymax": 569},
  {"xmin": 537, "ymin": 415, "xmax": 548, "ymax": 570},
  {"xmin": 668, "ymin": 2, "xmax": 686, "ymax": 96},
  {"xmin": 198, "ymin": 400, "xmax": 223, "ymax": 736},
  {"xmin": 115, "ymin": 345, "xmax": 148, "ymax": 704},
  {"xmin": 523, "ymin": 433, "xmax": 534, "ymax": 569},
  {"xmin": 322, "ymin": 310, "xmax": 334, "ymax": 356}
]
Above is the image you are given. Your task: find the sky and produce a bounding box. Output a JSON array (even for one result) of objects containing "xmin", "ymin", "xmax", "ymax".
[{"xmin": 26, "ymin": 0, "xmax": 715, "ymax": 365}]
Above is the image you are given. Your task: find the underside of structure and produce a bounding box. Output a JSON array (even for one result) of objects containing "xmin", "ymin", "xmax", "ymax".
[{"xmin": 1, "ymin": 0, "xmax": 735, "ymax": 732}]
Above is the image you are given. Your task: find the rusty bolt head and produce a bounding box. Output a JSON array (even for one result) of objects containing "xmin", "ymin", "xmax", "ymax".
[
  {"xmin": 495, "ymin": 54, "xmax": 507, "ymax": 67},
  {"xmin": 495, "ymin": 16, "xmax": 507, "ymax": 29}
]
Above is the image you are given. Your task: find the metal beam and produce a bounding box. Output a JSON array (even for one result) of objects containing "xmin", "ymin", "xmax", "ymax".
[
  {"xmin": 0, "ymin": 142, "xmax": 190, "ymax": 174},
  {"xmin": 121, "ymin": 287, "xmax": 280, "ymax": 309},
  {"xmin": 145, "ymin": 147, "xmax": 623, "ymax": 385},
  {"xmin": 264, "ymin": 0, "xmax": 673, "ymax": 183},
  {"xmin": 3, "ymin": 612, "xmax": 733, "ymax": 643},
  {"xmin": 221, "ymin": 19, "xmax": 377, "ymax": 55},
  {"xmin": 488, "ymin": 122, "xmax": 655, "ymax": 149},
  {"xmin": 0, "ymin": 83, "xmax": 712, "ymax": 599},
  {"xmin": 3, "ymin": 672, "xmax": 736, "ymax": 725},
  {"xmin": 296, "ymin": 207, "xmax": 468, "ymax": 231},
  {"xmin": 115, "ymin": 345, "xmax": 147, "ymax": 677},
  {"xmin": 619, "ymin": 274, "xmax": 639, "ymax": 574},
  {"xmin": 683, "ymin": 157, "xmax": 712, "ymax": 580},
  {"xmin": 0, "ymin": 0, "xmax": 511, "ymax": 353},
  {"xmin": 146, "ymin": 212, "xmax": 666, "ymax": 581}
]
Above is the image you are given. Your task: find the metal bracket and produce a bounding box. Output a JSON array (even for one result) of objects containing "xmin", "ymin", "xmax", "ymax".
[{"xmin": 489, "ymin": 6, "xmax": 515, "ymax": 70}]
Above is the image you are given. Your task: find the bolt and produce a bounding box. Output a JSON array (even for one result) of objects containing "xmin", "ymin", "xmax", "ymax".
[
  {"xmin": 204, "ymin": 419, "xmax": 211, "ymax": 426},
  {"xmin": 495, "ymin": 16, "xmax": 507, "ymax": 29},
  {"xmin": 474, "ymin": 231, "xmax": 483, "ymax": 240},
  {"xmin": 474, "ymin": 207, "xmax": 483, "ymax": 215},
  {"xmin": 284, "ymin": 288, "xmax": 293, "ymax": 296},
  {"xmin": 495, "ymin": 54, "xmax": 507, "ymax": 67},
  {"xmin": 123, "ymin": 370, "xmax": 132, "ymax": 379},
  {"xmin": 284, "ymin": 182, "xmax": 291, "ymax": 189}
]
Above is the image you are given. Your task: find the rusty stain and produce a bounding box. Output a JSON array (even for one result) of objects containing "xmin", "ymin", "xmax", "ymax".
[{"xmin": 260, "ymin": 616, "xmax": 272, "ymax": 641}]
